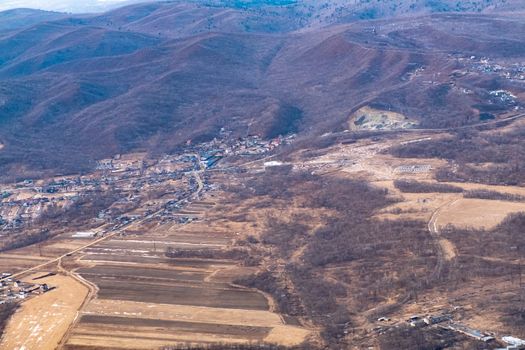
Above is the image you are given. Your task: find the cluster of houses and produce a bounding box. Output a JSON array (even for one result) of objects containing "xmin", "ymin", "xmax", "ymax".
[
  {"xmin": 0, "ymin": 133, "xmax": 294, "ymax": 231},
  {"xmin": 0, "ymin": 273, "xmax": 51, "ymax": 303},
  {"xmin": 0, "ymin": 153, "xmax": 200, "ymax": 230},
  {"xmin": 402, "ymin": 313, "xmax": 525, "ymax": 349},
  {"xmin": 95, "ymin": 153, "xmax": 145, "ymax": 173},
  {"xmin": 0, "ymin": 194, "xmax": 75, "ymax": 230},
  {"xmin": 499, "ymin": 337, "xmax": 525, "ymax": 350},
  {"xmin": 489, "ymin": 90, "xmax": 518, "ymax": 106},
  {"xmin": 0, "ymin": 175, "xmax": 109, "ymax": 230},
  {"xmin": 465, "ymin": 56, "xmax": 525, "ymax": 82},
  {"xmin": 194, "ymin": 134, "xmax": 295, "ymax": 168},
  {"xmin": 451, "ymin": 54, "xmax": 525, "ymax": 81}
]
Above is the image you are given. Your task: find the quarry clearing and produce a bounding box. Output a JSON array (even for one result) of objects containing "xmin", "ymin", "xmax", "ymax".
[{"xmin": 349, "ymin": 106, "xmax": 418, "ymax": 131}]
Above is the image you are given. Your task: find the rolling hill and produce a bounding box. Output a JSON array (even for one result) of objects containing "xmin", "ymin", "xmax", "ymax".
[{"xmin": 0, "ymin": 1, "xmax": 524, "ymax": 179}]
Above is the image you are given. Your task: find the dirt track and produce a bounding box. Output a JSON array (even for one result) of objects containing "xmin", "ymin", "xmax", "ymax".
[{"xmin": 428, "ymin": 199, "xmax": 459, "ymax": 261}]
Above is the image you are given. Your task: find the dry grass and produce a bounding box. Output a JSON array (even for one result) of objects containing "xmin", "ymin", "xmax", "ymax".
[{"xmin": 438, "ymin": 198, "xmax": 525, "ymax": 230}]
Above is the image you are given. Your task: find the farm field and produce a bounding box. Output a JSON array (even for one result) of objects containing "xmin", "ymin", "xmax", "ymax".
[
  {"xmin": 59, "ymin": 199, "xmax": 310, "ymax": 349},
  {"xmin": 0, "ymin": 273, "xmax": 88, "ymax": 350},
  {"xmin": 436, "ymin": 198, "xmax": 525, "ymax": 230}
]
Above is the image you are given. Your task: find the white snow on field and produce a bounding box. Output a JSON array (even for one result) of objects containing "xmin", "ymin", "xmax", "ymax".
[
  {"xmin": 264, "ymin": 161, "xmax": 283, "ymax": 167},
  {"xmin": 72, "ymin": 231, "xmax": 96, "ymax": 238}
]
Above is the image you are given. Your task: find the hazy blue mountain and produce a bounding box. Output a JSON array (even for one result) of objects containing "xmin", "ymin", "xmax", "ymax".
[
  {"xmin": 0, "ymin": 0, "xmax": 158, "ymax": 13},
  {"xmin": 0, "ymin": 0, "xmax": 521, "ymax": 16}
]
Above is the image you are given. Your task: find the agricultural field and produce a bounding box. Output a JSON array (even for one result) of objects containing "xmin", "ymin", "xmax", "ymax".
[
  {"xmin": 0, "ymin": 273, "xmax": 88, "ymax": 350},
  {"xmin": 59, "ymin": 197, "xmax": 310, "ymax": 349},
  {"xmin": 0, "ymin": 186, "xmax": 311, "ymax": 349}
]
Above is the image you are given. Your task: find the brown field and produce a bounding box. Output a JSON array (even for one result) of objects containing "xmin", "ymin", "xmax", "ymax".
[
  {"xmin": 64, "ymin": 300, "xmax": 309, "ymax": 348},
  {"xmin": 437, "ymin": 198, "xmax": 525, "ymax": 230},
  {"xmin": 87, "ymin": 275, "xmax": 268, "ymax": 310},
  {"xmin": 0, "ymin": 254, "xmax": 49, "ymax": 275},
  {"xmin": 77, "ymin": 265, "xmax": 209, "ymax": 282},
  {"xmin": 0, "ymin": 273, "xmax": 88, "ymax": 350},
  {"xmin": 57, "ymin": 198, "xmax": 311, "ymax": 349}
]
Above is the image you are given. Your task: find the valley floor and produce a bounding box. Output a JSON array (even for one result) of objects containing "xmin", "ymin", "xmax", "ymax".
[{"xmin": 0, "ymin": 120, "xmax": 524, "ymax": 349}]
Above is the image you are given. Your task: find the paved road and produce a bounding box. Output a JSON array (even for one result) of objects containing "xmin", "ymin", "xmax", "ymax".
[
  {"xmin": 2, "ymin": 216, "xmax": 144, "ymax": 282},
  {"xmin": 189, "ymin": 153, "xmax": 205, "ymax": 197},
  {"xmin": 1, "ymin": 154, "xmax": 206, "ymax": 282}
]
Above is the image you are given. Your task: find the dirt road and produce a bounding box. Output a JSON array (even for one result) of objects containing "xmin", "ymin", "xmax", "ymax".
[{"xmin": 428, "ymin": 199, "xmax": 459, "ymax": 277}]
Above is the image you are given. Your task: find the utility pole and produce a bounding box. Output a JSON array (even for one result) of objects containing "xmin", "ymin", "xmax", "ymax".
[
  {"xmin": 517, "ymin": 243, "xmax": 523, "ymax": 309},
  {"xmin": 517, "ymin": 244, "xmax": 521, "ymax": 294}
]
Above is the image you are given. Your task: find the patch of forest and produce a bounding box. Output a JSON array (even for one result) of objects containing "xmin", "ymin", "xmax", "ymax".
[
  {"xmin": 390, "ymin": 126, "xmax": 525, "ymax": 185},
  {"xmin": 229, "ymin": 167, "xmax": 437, "ymax": 348},
  {"xmin": 394, "ymin": 180, "xmax": 463, "ymax": 193}
]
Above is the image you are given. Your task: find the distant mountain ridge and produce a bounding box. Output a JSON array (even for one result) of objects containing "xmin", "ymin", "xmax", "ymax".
[
  {"xmin": 0, "ymin": 8, "xmax": 66, "ymax": 31},
  {"xmin": 0, "ymin": 0, "xmax": 522, "ymax": 19},
  {"xmin": 0, "ymin": 1, "xmax": 523, "ymax": 179},
  {"xmin": 0, "ymin": 0, "xmax": 158, "ymax": 14},
  {"xmin": 195, "ymin": 0, "xmax": 523, "ymax": 22}
]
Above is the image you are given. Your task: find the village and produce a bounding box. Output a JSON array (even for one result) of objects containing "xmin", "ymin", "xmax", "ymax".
[
  {"xmin": 0, "ymin": 134, "xmax": 293, "ymax": 234},
  {"xmin": 0, "ymin": 272, "xmax": 51, "ymax": 303},
  {"xmin": 463, "ymin": 56, "xmax": 525, "ymax": 82},
  {"xmin": 0, "ymin": 132, "xmax": 303, "ymax": 350},
  {"xmin": 372, "ymin": 311, "xmax": 525, "ymax": 350}
]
